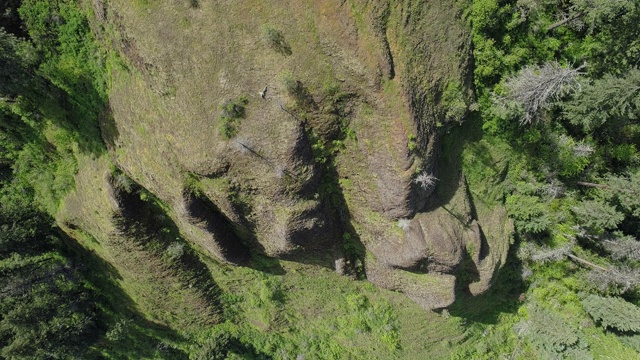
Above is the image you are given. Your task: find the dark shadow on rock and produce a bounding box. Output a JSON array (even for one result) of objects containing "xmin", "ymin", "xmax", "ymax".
[
  {"xmin": 336, "ymin": 191, "xmax": 367, "ymax": 280},
  {"xmin": 274, "ymin": 172, "xmax": 366, "ymax": 278},
  {"xmin": 477, "ymin": 224, "xmax": 490, "ymax": 262},
  {"xmin": 448, "ymin": 237, "xmax": 525, "ymax": 325},
  {"xmin": 368, "ymin": 1, "xmax": 395, "ymax": 81},
  {"xmin": 463, "ymin": 175, "xmax": 480, "ymax": 222},
  {"xmin": 257, "ymin": 95, "xmax": 362, "ymax": 275},
  {"xmin": 279, "ymin": 87, "xmax": 365, "ymax": 276},
  {"xmin": 295, "ymin": 134, "xmax": 365, "ymax": 277},
  {"xmin": 422, "ymin": 111, "xmax": 484, "ymax": 214},
  {"xmin": 183, "ymin": 190, "xmax": 251, "ymax": 265},
  {"xmin": 454, "ymin": 248, "xmax": 481, "ymax": 297}
]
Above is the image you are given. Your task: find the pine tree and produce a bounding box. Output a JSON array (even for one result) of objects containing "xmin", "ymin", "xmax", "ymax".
[
  {"xmin": 585, "ymin": 266, "xmax": 640, "ymax": 295},
  {"xmin": 563, "ymin": 69, "xmax": 640, "ymax": 133},
  {"xmin": 0, "ymin": 200, "xmax": 101, "ymax": 358},
  {"xmin": 505, "ymin": 194, "xmax": 552, "ymax": 234},
  {"xmin": 518, "ymin": 305, "xmax": 592, "ymax": 359},
  {"xmin": 571, "ymin": 0, "xmax": 636, "ymax": 29},
  {"xmin": 0, "ymin": 30, "xmax": 39, "ymax": 99},
  {"xmin": 582, "ymin": 294, "xmax": 640, "ymax": 332},
  {"xmin": 606, "ymin": 170, "xmax": 640, "ymax": 219},
  {"xmin": 572, "ymin": 200, "xmax": 624, "ymax": 232},
  {"xmin": 603, "ymin": 236, "xmax": 640, "ymax": 261}
]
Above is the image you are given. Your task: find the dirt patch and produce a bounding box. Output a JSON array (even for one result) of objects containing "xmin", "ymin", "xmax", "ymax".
[{"xmin": 92, "ymin": 0, "xmax": 106, "ymax": 23}]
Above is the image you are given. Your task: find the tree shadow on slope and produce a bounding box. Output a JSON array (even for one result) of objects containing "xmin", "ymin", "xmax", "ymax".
[
  {"xmin": 60, "ymin": 230, "xmax": 190, "ymax": 359},
  {"xmin": 272, "ymin": 86, "xmax": 366, "ymax": 277},
  {"xmin": 1, "ymin": 23, "xmax": 109, "ymax": 159},
  {"xmin": 180, "ymin": 187, "xmax": 288, "ymax": 275},
  {"xmin": 110, "ymin": 173, "xmax": 224, "ymax": 320},
  {"xmin": 183, "ymin": 190, "xmax": 252, "ymax": 266},
  {"xmin": 232, "ymin": 164, "xmax": 360, "ymax": 277},
  {"xmin": 277, "ymin": 162, "xmax": 367, "ymax": 278},
  {"xmin": 191, "ymin": 331, "xmax": 274, "ymax": 360},
  {"xmin": 223, "ymin": 85, "xmax": 365, "ymax": 276},
  {"xmin": 424, "ymin": 112, "xmax": 485, "ymax": 213}
]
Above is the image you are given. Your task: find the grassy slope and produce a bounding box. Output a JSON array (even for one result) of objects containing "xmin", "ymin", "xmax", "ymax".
[
  {"xmin": 49, "ymin": 1, "xmax": 475, "ymax": 358},
  {"xmin": 52, "ymin": 0, "xmax": 637, "ymax": 359},
  {"xmin": 202, "ymin": 257, "xmax": 468, "ymax": 359}
]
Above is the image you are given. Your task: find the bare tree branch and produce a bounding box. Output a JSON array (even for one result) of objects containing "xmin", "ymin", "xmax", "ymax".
[
  {"xmin": 566, "ymin": 253, "xmax": 609, "ymax": 271},
  {"xmin": 576, "ymin": 181, "xmax": 609, "ymax": 189},
  {"xmin": 500, "ymin": 62, "xmax": 585, "ymax": 125},
  {"xmin": 547, "ymin": 12, "xmax": 585, "ymax": 32}
]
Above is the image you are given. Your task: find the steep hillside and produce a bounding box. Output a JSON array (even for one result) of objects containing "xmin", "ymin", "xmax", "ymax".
[
  {"xmin": 11, "ymin": 0, "xmax": 640, "ymax": 358},
  {"xmin": 65, "ymin": 0, "xmax": 510, "ymax": 313}
]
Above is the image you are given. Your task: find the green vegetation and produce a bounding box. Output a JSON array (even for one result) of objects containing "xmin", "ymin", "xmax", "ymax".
[
  {"xmin": 1, "ymin": 5, "xmax": 448, "ymax": 358},
  {"xmin": 219, "ymin": 96, "xmax": 249, "ymax": 139},
  {"xmin": 0, "ymin": 199, "xmax": 101, "ymax": 359},
  {"xmin": 262, "ymin": 26, "xmax": 292, "ymax": 56},
  {"xmin": 583, "ymin": 295, "xmax": 640, "ymax": 333},
  {"xmin": 451, "ymin": 0, "xmax": 640, "ymax": 357},
  {"xmin": 3, "ymin": 0, "xmax": 640, "ymax": 358}
]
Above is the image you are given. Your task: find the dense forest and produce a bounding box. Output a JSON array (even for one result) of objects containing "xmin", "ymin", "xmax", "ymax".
[
  {"xmin": 1, "ymin": 0, "xmax": 640, "ymax": 359},
  {"xmin": 454, "ymin": 0, "xmax": 640, "ymax": 357}
]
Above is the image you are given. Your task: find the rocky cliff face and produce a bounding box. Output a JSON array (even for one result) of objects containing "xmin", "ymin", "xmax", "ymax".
[{"xmin": 62, "ymin": 0, "xmax": 511, "ymax": 310}]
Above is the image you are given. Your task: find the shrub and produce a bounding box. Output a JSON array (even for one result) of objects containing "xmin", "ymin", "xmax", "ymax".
[
  {"xmin": 219, "ymin": 96, "xmax": 248, "ymax": 139},
  {"xmin": 262, "ymin": 26, "xmax": 292, "ymax": 56},
  {"xmin": 397, "ymin": 218, "xmax": 411, "ymax": 231},
  {"xmin": 105, "ymin": 318, "xmax": 132, "ymax": 341},
  {"xmin": 413, "ymin": 172, "xmax": 438, "ymax": 190},
  {"xmin": 191, "ymin": 332, "xmax": 232, "ymax": 360},
  {"xmin": 165, "ymin": 242, "xmax": 185, "ymax": 260},
  {"xmin": 281, "ymin": 73, "xmax": 315, "ymax": 109},
  {"xmin": 442, "ymin": 81, "xmax": 471, "ymax": 124}
]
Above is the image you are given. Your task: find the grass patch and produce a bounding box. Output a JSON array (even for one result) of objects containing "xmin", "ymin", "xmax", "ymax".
[{"xmin": 202, "ymin": 260, "xmax": 464, "ymax": 359}]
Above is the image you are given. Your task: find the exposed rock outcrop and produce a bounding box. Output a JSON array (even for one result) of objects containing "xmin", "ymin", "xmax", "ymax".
[
  {"xmin": 367, "ymin": 175, "xmax": 510, "ymax": 309},
  {"xmin": 72, "ymin": 0, "xmax": 513, "ymax": 311}
]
